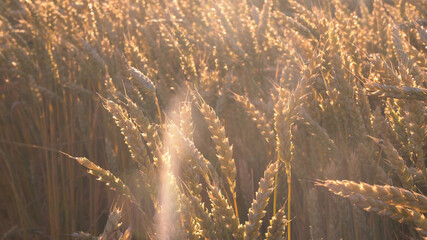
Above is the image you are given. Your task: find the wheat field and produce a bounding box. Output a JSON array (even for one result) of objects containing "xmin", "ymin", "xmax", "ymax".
[{"xmin": 0, "ymin": 0, "xmax": 426, "ymax": 239}]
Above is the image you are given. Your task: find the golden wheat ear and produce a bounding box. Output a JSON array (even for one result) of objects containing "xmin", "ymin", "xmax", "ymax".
[
  {"xmin": 318, "ymin": 180, "xmax": 427, "ymax": 213},
  {"xmin": 208, "ymin": 185, "xmax": 244, "ymax": 240},
  {"xmin": 369, "ymin": 136, "xmax": 414, "ymax": 189},
  {"xmin": 98, "ymin": 207, "xmax": 124, "ymax": 240},
  {"xmin": 68, "ymin": 206, "xmax": 131, "ymax": 240},
  {"xmin": 198, "ymin": 96, "xmax": 237, "ymax": 191},
  {"xmin": 317, "ymin": 179, "xmax": 427, "ymax": 238},
  {"xmin": 245, "ymin": 161, "xmax": 280, "ymax": 240},
  {"xmin": 101, "ymin": 97, "xmax": 151, "ymax": 167},
  {"xmin": 232, "ymin": 92, "xmax": 274, "ymax": 144},
  {"xmin": 73, "ymin": 157, "xmax": 139, "ymax": 207},
  {"xmin": 265, "ymin": 204, "xmax": 287, "ymax": 240},
  {"xmin": 365, "ymin": 81, "xmax": 427, "ymax": 101},
  {"xmin": 178, "ymin": 100, "xmax": 194, "ymax": 140},
  {"xmin": 187, "ymin": 194, "xmax": 219, "ymax": 239},
  {"xmin": 196, "ymin": 93, "xmax": 240, "ymax": 217}
]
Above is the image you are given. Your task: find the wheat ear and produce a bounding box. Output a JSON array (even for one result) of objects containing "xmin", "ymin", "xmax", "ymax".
[
  {"xmin": 365, "ymin": 81, "xmax": 427, "ymax": 101},
  {"xmin": 99, "ymin": 207, "xmax": 123, "ymax": 240},
  {"xmin": 170, "ymin": 125, "xmax": 220, "ymax": 185},
  {"xmin": 245, "ymin": 161, "xmax": 279, "ymax": 240},
  {"xmin": 347, "ymin": 194, "xmax": 427, "ymax": 239},
  {"xmin": 179, "ymin": 101, "xmax": 194, "ymax": 139},
  {"xmin": 126, "ymin": 96, "xmax": 161, "ymax": 162},
  {"xmin": 296, "ymin": 108, "xmax": 338, "ymax": 155},
  {"xmin": 188, "ymin": 194, "xmax": 219, "ymax": 239},
  {"xmin": 209, "ymin": 185, "xmax": 244, "ymax": 240},
  {"xmin": 371, "ymin": 137, "xmax": 414, "ymax": 189},
  {"xmin": 74, "ymin": 157, "xmax": 138, "ymax": 206},
  {"xmin": 317, "ymin": 180, "xmax": 427, "ymax": 213},
  {"xmin": 102, "ymin": 98, "xmax": 150, "ymax": 167},
  {"xmin": 199, "ymin": 99, "xmax": 238, "ymax": 216},
  {"xmin": 265, "ymin": 204, "xmax": 287, "ymax": 240},
  {"xmin": 408, "ymin": 168, "xmax": 427, "ymax": 189},
  {"xmin": 233, "ymin": 92, "xmax": 274, "ymax": 144},
  {"xmin": 128, "ymin": 66, "xmax": 162, "ymax": 123}
]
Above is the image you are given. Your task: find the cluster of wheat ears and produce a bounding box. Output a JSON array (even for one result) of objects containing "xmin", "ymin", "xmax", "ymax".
[{"xmin": 0, "ymin": 0, "xmax": 426, "ymax": 239}]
